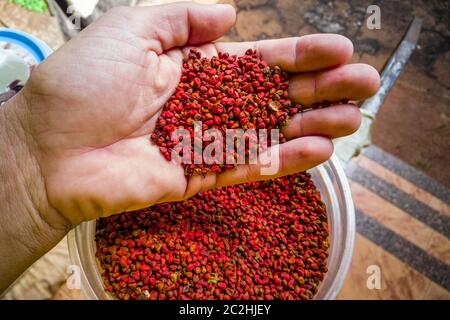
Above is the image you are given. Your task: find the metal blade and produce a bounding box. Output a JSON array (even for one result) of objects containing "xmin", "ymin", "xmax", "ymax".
[{"xmin": 361, "ymin": 17, "xmax": 423, "ymax": 117}]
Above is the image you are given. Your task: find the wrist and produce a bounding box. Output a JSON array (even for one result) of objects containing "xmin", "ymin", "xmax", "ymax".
[{"xmin": 0, "ymin": 92, "xmax": 71, "ymax": 292}]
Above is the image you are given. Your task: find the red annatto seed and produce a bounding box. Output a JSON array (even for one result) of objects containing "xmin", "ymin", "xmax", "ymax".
[
  {"xmin": 213, "ymin": 116, "xmax": 222, "ymax": 125},
  {"xmin": 96, "ymin": 172, "xmax": 329, "ymax": 300},
  {"xmin": 193, "ymin": 78, "xmax": 201, "ymax": 87}
]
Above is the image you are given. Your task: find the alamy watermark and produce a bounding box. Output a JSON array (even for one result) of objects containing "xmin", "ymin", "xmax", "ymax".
[
  {"xmin": 366, "ymin": 5, "xmax": 381, "ymax": 30},
  {"xmin": 66, "ymin": 264, "xmax": 81, "ymax": 290},
  {"xmin": 366, "ymin": 264, "xmax": 382, "ymax": 290},
  {"xmin": 169, "ymin": 121, "xmax": 280, "ymax": 175},
  {"xmin": 66, "ymin": 5, "xmax": 82, "ymax": 31}
]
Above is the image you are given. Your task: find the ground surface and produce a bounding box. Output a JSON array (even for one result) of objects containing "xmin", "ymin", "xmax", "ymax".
[{"xmin": 219, "ymin": 0, "xmax": 450, "ymax": 187}]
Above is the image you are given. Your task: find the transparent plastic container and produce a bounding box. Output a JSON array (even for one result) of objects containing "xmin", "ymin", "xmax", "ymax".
[{"xmin": 68, "ymin": 154, "xmax": 355, "ymax": 300}]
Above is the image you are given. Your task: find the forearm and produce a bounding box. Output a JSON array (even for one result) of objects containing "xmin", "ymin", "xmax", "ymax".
[{"xmin": 0, "ymin": 93, "xmax": 70, "ymax": 293}]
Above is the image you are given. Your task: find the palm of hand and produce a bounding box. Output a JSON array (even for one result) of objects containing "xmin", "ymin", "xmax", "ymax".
[{"xmin": 24, "ymin": 9, "xmax": 195, "ymax": 224}]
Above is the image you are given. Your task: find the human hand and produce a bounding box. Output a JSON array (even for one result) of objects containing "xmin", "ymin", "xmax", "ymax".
[{"xmin": 7, "ymin": 3, "xmax": 379, "ymax": 229}]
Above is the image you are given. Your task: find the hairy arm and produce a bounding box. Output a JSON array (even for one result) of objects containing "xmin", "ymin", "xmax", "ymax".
[{"xmin": 0, "ymin": 93, "xmax": 70, "ymax": 293}]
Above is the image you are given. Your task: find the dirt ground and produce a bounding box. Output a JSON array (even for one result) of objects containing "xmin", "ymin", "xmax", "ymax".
[{"xmin": 220, "ymin": 0, "xmax": 450, "ymax": 187}]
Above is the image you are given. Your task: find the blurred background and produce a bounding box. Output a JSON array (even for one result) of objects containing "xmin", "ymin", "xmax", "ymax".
[{"xmin": 1, "ymin": 0, "xmax": 449, "ymax": 300}]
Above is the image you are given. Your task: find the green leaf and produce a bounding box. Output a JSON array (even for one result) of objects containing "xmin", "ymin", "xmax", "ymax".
[{"xmin": 9, "ymin": 0, "xmax": 48, "ymax": 13}]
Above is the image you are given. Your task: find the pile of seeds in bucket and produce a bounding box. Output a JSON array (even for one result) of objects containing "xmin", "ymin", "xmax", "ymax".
[{"xmin": 95, "ymin": 172, "xmax": 329, "ymax": 300}]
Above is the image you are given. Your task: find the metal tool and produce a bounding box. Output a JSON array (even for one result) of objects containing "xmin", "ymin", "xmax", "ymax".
[{"xmin": 335, "ymin": 17, "xmax": 423, "ymax": 165}]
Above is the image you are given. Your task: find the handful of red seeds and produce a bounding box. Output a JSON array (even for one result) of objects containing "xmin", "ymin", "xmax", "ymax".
[
  {"xmin": 96, "ymin": 172, "xmax": 329, "ymax": 300},
  {"xmin": 151, "ymin": 49, "xmax": 303, "ymax": 176}
]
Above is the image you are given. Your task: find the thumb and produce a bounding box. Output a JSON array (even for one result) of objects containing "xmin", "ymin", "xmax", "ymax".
[{"xmin": 107, "ymin": 3, "xmax": 236, "ymax": 53}]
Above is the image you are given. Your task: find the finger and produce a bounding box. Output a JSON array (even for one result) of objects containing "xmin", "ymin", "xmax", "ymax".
[
  {"xmin": 215, "ymin": 136, "xmax": 333, "ymax": 188},
  {"xmin": 183, "ymin": 172, "xmax": 218, "ymax": 199},
  {"xmin": 289, "ymin": 63, "xmax": 380, "ymax": 105},
  {"xmin": 214, "ymin": 34, "xmax": 353, "ymax": 72},
  {"xmin": 282, "ymin": 104, "xmax": 362, "ymax": 140},
  {"xmin": 183, "ymin": 136, "xmax": 333, "ymax": 198},
  {"xmin": 117, "ymin": 3, "xmax": 236, "ymax": 52}
]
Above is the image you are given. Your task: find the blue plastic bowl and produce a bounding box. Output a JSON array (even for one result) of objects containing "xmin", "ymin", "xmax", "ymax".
[{"xmin": 0, "ymin": 28, "xmax": 53, "ymax": 62}]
